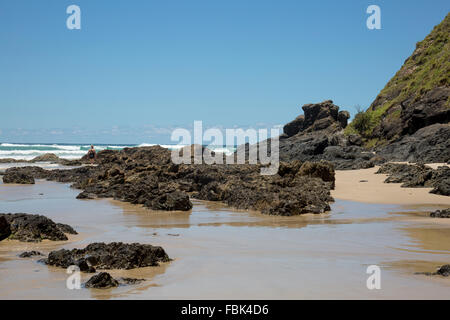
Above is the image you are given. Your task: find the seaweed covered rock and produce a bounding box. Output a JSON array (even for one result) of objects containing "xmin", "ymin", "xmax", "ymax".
[
  {"xmin": 0, "ymin": 213, "xmax": 76, "ymax": 242},
  {"xmin": 43, "ymin": 242, "xmax": 170, "ymax": 271}
]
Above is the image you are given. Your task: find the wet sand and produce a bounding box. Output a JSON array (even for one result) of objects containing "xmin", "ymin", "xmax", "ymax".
[
  {"xmin": 0, "ymin": 178, "xmax": 449, "ymax": 299},
  {"xmin": 332, "ymin": 166, "xmax": 450, "ymax": 206}
]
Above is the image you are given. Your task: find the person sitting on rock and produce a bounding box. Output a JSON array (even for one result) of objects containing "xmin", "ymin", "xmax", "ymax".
[{"xmin": 87, "ymin": 145, "xmax": 97, "ymax": 165}]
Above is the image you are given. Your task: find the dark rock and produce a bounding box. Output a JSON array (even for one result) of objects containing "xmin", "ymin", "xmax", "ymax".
[
  {"xmin": 119, "ymin": 277, "xmax": 146, "ymax": 285},
  {"xmin": 347, "ymin": 134, "xmax": 363, "ymax": 146},
  {"xmin": 337, "ymin": 111, "xmax": 350, "ymax": 128},
  {"xmin": 297, "ymin": 161, "xmax": 335, "ymax": 188},
  {"xmin": 0, "ymin": 216, "xmax": 11, "ymax": 241},
  {"xmin": 436, "ymin": 264, "xmax": 450, "ymax": 276},
  {"xmin": 255, "ymin": 100, "xmax": 379, "ymax": 170},
  {"xmin": 13, "ymin": 144, "xmax": 335, "ymax": 216},
  {"xmin": 85, "ymin": 272, "xmax": 119, "ymax": 289},
  {"xmin": 283, "ymin": 115, "xmax": 305, "ymax": 137},
  {"xmin": 430, "ymin": 208, "xmax": 450, "ymax": 218},
  {"xmin": 150, "ymin": 191, "xmax": 193, "ymax": 211},
  {"xmin": 75, "ymin": 258, "xmax": 96, "ymax": 273},
  {"xmin": 31, "ymin": 153, "xmax": 61, "ymax": 163},
  {"xmin": 56, "ymin": 223, "xmax": 78, "ymax": 235},
  {"xmin": 3, "ymin": 166, "xmax": 49, "ymax": 183},
  {"xmin": 377, "ymin": 124, "xmax": 450, "ymax": 163},
  {"xmin": 44, "ymin": 242, "xmax": 170, "ymax": 270},
  {"xmin": 2, "ymin": 168, "xmax": 35, "ymax": 184},
  {"xmin": 19, "ymin": 251, "xmax": 43, "ymax": 258},
  {"xmin": 376, "ymin": 163, "xmax": 450, "ymax": 196},
  {"xmin": 76, "ymin": 192, "xmax": 98, "ymax": 199},
  {"xmin": 0, "ymin": 213, "xmax": 76, "ymax": 242}
]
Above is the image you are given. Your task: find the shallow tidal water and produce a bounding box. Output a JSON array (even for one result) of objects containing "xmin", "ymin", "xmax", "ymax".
[{"xmin": 0, "ymin": 179, "xmax": 449, "ymax": 299}]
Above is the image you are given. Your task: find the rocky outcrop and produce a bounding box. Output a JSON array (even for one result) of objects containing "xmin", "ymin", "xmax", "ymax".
[
  {"xmin": 282, "ymin": 100, "xmax": 349, "ymax": 138},
  {"xmin": 2, "ymin": 169, "xmax": 35, "ymax": 184},
  {"xmin": 42, "ymin": 242, "xmax": 170, "ymax": 271},
  {"xmin": 11, "ymin": 145, "xmax": 335, "ymax": 216},
  {"xmin": 376, "ymin": 163, "xmax": 450, "ymax": 196},
  {"xmin": 2, "ymin": 166, "xmax": 49, "ymax": 185},
  {"xmin": 30, "ymin": 153, "xmax": 61, "ymax": 163},
  {"xmin": 376, "ymin": 123, "xmax": 450, "ymax": 163},
  {"xmin": 0, "ymin": 213, "xmax": 77, "ymax": 242},
  {"xmin": 85, "ymin": 272, "xmax": 119, "ymax": 289},
  {"xmin": 256, "ymin": 100, "xmax": 383, "ymax": 170},
  {"xmin": 430, "ymin": 208, "xmax": 450, "ymax": 218}
]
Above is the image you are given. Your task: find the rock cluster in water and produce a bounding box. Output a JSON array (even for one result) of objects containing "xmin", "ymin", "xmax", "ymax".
[
  {"xmin": 42, "ymin": 242, "xmax": 170, "ymax": 272},
  {"xmin": 85, "ymin": 272, "xmax": 119, "ymax": 288},
  {"xmin": 0, "ymin": 213, "xmax": 77, "ymax": 242},
  {"xmin": 3, "ymin": 146, "xmax": 336, "ymax": 215},
  {"xmin": 19, "ymin": 251, "xmax": 43, "ymax": 258},
  {"xmin": 84, "ymin": 272, "xmax": 146, "ymax": 289}
]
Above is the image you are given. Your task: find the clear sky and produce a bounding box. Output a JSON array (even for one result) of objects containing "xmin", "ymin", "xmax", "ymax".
[{"xmin": 0, "ymin": 0, "xmax": 448, "ymax": 144}]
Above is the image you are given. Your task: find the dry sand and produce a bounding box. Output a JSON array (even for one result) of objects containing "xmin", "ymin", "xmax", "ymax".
[{"xmin": 332, "ymin": 166, "xmax": 450, "ymax": 206}]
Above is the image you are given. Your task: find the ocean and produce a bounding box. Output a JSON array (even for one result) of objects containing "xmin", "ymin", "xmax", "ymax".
[{"xmin": 0, "ymin": 143, "xmax": 236, "ymax": 161}]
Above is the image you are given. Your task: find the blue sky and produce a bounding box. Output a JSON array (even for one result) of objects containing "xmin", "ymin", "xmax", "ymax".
[{"xmin": 0, "ymin": 0, "xmax": 448, "ymax": 144}]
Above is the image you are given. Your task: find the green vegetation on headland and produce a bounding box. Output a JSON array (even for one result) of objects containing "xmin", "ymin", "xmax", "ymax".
[{"xmin": 345, "ymin": 13, "xmax": 450, "ymax": 146}]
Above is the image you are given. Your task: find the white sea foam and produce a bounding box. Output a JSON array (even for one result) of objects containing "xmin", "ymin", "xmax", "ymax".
[{"xmin": 0, "ymin": 143, "xmax": 236, "ymax": 160}]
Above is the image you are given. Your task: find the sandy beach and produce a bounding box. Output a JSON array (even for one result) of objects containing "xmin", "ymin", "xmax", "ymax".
[{"xmin": 332, "ymin": 166, "xmax": 450, "ymax": 206}]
